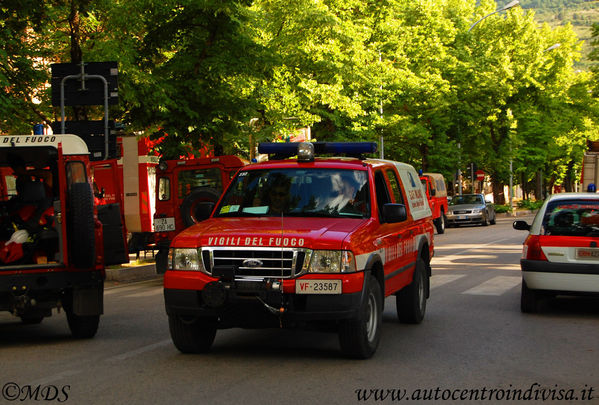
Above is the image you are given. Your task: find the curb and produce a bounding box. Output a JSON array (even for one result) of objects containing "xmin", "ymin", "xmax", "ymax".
[{"xmin": 105, "ymin": 263, "xmax": 158, "ymax": 282}]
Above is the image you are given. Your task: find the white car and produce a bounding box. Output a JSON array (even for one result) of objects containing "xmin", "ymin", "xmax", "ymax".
[{"xmin": 513, "ymin": 192, "xmax": 599, "ymax": 312}]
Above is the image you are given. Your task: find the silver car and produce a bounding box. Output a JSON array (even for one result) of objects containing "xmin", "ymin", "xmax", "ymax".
[{"xmin": 446, "ymin": 193, "xmax": 496, "ymax": 227}]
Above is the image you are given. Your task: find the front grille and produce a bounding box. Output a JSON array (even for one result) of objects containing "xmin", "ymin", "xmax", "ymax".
[
  {"xmin": 202, "ymin": 247, "xmax": 306, "ymax": 278},
  {"xmin": 452, "ymin": 210, "xmax": 472, "ymax": 214}
]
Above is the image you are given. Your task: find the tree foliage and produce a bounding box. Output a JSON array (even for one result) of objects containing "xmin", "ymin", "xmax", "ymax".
[{"xmin": 0, "ymin": 0, "xmax": 597, "ymax": 199}]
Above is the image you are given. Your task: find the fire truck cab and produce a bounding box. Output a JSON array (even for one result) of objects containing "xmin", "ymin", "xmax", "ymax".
[
  {"xmin": 0, "ymin": 134, "xmax": 128, "ymax": 338},
  {"xmin": 152, "ymin": 155, "xmax": 246, "ymax": 273},
  {"xmin": 164, "ymin": 142, "xmax": 434, "ymax": 358}
]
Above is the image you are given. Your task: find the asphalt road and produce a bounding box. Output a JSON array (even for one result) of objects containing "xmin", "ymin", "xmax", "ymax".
[{"xmin": 1, "ymin": 214, "xmax": 598, "ymax": 405}]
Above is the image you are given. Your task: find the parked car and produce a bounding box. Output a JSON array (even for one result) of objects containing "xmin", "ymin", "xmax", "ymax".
[
  {"xmin": 446, "ymin": 193, "xmax": 496, "ymax": 227},
  {"xmin": 513, "ymin": 192, "xmax": 599, "ymax": 313}
]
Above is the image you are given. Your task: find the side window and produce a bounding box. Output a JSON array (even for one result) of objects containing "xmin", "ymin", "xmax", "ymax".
[
  {"xmin": 67, "ymin": 161, "xmax": 87, "ymax": 187},
  {"xmin": 386, "ymin": 169, "xmax": 404, "ymax": 205},
  {"xmin": 158, "ymin": 177, "xmax": 170, "ymax": 201},
  {"xmin": 374, "ymin": 171, "xmax": 391, "ymax": 222}
]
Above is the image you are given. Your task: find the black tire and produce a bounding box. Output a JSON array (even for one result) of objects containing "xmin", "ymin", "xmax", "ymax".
[
  {"xmin": 69, "ymin": 183, "xmax": 96, "ymax": 268},
  {"xmin": 338, "ymin": 275, "xmax": 383, "ymax": 359},
  {"xmin": 180, "ymin": 188, "xmax": 221, "ymax": 228},
  {"xmin": 521, "ymin": 280, "xmax": 539, "ymax": 313},
  {"xmin": 481, "ymin": 213, "xmax": 489, "ymax": 226},
  {"xmin": 434, "ymin": 213, "xmax": 446, "ymax": 234},
  {"xmin": 67, "ymin": 312, "xmax": 100, "ymax": 339},
  {"xmin": 20, "ymin": 315, "xmax": 44, "ymax": 324},
  {"xmin": 490, "ymin": 214, "xmax": 496, "ymax": 225},
  {"xmin": 396, "ymin": 257, "xmax": 427, "ymax": 324},
  {"xmin": 155, "ymin": 248, "xmax": 169, "ymax": 274},
  {"xmin": 168, "ymin": 315, "xmax": 217, "ymax": 353}
]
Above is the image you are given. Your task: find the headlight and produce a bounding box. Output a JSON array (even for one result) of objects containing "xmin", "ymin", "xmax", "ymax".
[
  {"xmin": 472, "ymin": 208, "xmax": 482, "ymax": 213},
  {"xmin": 307, "ymin": 250, "xmax": 356, "ymax": 273},
  {"xmin": 169, "ymin": 248, "xmax": 205, "ymax": 272}
]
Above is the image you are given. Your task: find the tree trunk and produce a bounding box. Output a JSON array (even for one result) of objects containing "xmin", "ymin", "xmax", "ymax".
[{"xmin": 492, "ymin": 178, "xmax": 506, "ymax": 205}]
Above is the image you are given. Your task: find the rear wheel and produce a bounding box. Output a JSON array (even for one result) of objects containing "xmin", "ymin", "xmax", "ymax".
[
  {"xmin": 521, "ymin": 280, "xmax": 540, "ymax": 313},
  {"xmin": 396, "ymin": 257, "xmax": 427, "ymax": 324},
  {"xmin": 434, "ymin": 212, "xmax": 445, "ymax": 234},
  {"xmin": 169, "ymin": 315, "xmax": 217, "ymax": 353},
  {"xmin": 67, "ymin": 311, "xmax": 100, "ymax": 339},
  {"xmin": 338, "ymin": 275, "xmax": 382, "ymax": 359}
]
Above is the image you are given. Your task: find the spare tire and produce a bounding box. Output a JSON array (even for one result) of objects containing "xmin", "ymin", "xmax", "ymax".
[
  {"xmin": 69, "ymin": 182, "xmax": 96, "ymax": 268},
  {"xmin": 180, "ymin": 188, "xmax": 221, "ymax": 228}
]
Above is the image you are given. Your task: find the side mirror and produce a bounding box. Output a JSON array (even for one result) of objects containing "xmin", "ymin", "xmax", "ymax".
[
  {"xmin": 513, "ymin": 220, "xmax": 530, "ymax": 231},
  {"xmin": 382, "ymin": 203, "xmax": 407, "ymax": 223}
]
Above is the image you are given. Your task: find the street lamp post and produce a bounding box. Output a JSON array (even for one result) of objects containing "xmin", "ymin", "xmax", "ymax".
[
  {"xmin": 465, "ymin": 0, "xmax": 520, "ymax": 202},
  {"xmin": 468, "ymin": 1, "xmax": 520, "ymax": 32}
]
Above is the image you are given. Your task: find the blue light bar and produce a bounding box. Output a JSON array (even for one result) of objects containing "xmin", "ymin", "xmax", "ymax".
[{"xmin": 258, "ymin": 142, "xmax": 377, "ymax": 159}]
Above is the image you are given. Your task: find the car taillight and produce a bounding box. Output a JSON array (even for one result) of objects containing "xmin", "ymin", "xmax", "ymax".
[{"xmin": 522, "ymin": 235, "xmax": 547, "ymax": 261}]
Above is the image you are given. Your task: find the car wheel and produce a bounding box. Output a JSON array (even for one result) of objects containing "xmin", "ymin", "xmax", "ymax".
[
  {"xmin": 481, "ymin": 213, "xmax": 489, "ymax": 226},
  {"xmin": 490, "ymin": 214, "xmax": 496, "ymax": 225},
  {"xmin": 155, "ymin": 248, "xmax": 169, "ymax": 274},
  {"xmin": 67, "ymin": 311, "xmax": 100, "ymax": 339},
  {"xmin": 338, "ymin": 275, "xmax": 382, "ymax": 359},
  {"xmin": 521, "ymin": 280, "xmax": 540, "ymax": 313},
  {"xmin": 396, "ymin": 257, "xmax": 427, "ymax": 324},
  {"xmin": 69, "ymin": 183, "xmax": 96, "ymax": 268},
  {"xmin": 434, "ymin": 213, "xmax": 445, "ymax": 234},
  {"xmin": 169, "ymin": 315, "xmax": 217, "ymax": 354}
]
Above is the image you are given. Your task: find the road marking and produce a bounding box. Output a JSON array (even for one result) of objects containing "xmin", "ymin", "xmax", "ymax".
[
  {"xmin": 462, "ymin": 276, "xmax": 521, "ymax": 296},
  {"xmin": 124, "ymin": 288, "xmax": 163, "ymax": 298},
  {"xmin": 105, "ymin": 339, "xmax": 172, "ymax": 362},
  {"xmin": 431, "ymin": 274, "xmax": 467, "ymax": 289}
]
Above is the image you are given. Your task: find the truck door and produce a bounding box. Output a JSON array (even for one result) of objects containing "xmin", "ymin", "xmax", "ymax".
[{"xmin": 374, "ymin": 169, "xmax": 415, "ymax": 296}]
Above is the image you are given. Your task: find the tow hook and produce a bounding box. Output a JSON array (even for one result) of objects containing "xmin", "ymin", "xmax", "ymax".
[{"xmin": 10, "ymin": 285, "xmax": 35, "ymax": 315}]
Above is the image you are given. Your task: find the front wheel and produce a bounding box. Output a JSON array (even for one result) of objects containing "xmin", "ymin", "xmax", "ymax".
[
  {"xmin": 396, "ymin": 257, "xmax": 427, "ymax": 324},
  {"xmin": 169, "ymin": 315, "xmax": 217, "ymax": 353},
  {"xmin": 338, "ymin": 275, "xmax": 382, "ymax": 359},
  {"xmin": 155, "ymin": 248, "xmax": 169, "ymax": 274}
]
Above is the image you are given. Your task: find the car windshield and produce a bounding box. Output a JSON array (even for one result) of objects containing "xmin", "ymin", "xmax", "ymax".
[
  {"xmin": 542, "ymin": 199, "xmax": 599, "ymax": 237},
  {"xmin": 215, "ymin": 168, "xmax": 370, "ymax": 218},
  {"xmin": 449, "ymin": 195, "xmax": 483, "ymax": 205}
]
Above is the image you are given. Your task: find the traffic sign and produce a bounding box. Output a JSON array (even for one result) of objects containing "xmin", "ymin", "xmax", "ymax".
[{"xmin": 475, "ymin": 170, "xmax": 485, "ymax": 181}]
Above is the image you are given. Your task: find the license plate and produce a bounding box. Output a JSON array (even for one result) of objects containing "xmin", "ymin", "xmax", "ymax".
[
  {"xmin": 154, "ymin": 217, "xmax": 175, "ymax": 232},
  {"xmin": 576, "ymin": 248, "xmax": 599, "ymax": 261},
  {"xmin": 296, "ymin": 279, "xmax": 342, "ymax": 294}
]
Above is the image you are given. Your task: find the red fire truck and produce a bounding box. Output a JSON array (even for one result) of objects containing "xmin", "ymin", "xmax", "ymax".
[
  {"xmin": 164, "ymin": 142, "xmax": 434, "ymax": 358},
  {"xmin": 419, "ymin": 172, "xmax": 449, "ymax": 234},
  {"xmin": 91, "ymin": 137, "xmax": 246, "ymax": 273},
  {"xmin": 0, "ymin": 134, "xmax": 129, "ymax": 337}
]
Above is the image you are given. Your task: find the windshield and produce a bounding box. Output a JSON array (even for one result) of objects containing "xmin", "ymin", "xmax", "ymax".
[
  {"xmin": 215, "ymin": 168, "xmax": 370, "ymax": 218},
  {"xmin": 449, "ymin": 194, "xmax": 483, "ymax": 205},
  {"xmin": 542, "ymin": 199, "xmax": 599, "ymax": 237}
]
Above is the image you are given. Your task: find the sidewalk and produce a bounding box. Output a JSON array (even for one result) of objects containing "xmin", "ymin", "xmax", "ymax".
[{"xmin": 105, "ymin": 253, "xmax": 160, "ymax": 283}]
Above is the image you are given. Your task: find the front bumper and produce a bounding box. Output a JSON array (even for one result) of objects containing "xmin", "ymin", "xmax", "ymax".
[
  {"xmin": 446, "ymin": 212, "xmax": 484, "ymax": 225},
  {"xmin": 521, "ymin": 259, "xmax": 599, "ymax": 293},
  {"xmin": 164, "ymin": 277, "xmax": 366, "ymax": 328}
]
